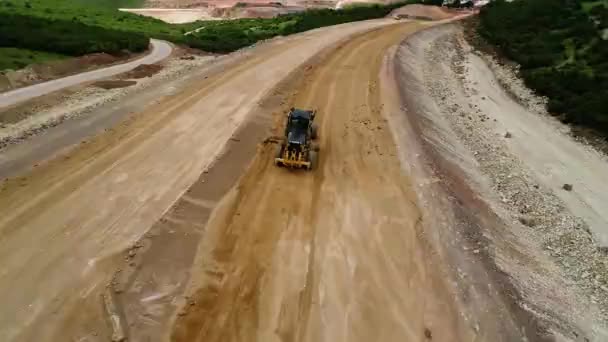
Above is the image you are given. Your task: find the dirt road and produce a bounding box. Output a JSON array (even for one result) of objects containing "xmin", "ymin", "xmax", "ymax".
[
  {"xmin": 2, "ymin": 11, "xmax": 593, "ymax": 342},
  {"xmin": 0, "ymin": 19, "xmax": 433, "ymax": 342},
  {"xmin": 0, "ymin": 39, "xmax": 172, "ymax": 108},
  {"xmin": 170, "ymin": 22, "xmax": 512, "ymax": 342}
]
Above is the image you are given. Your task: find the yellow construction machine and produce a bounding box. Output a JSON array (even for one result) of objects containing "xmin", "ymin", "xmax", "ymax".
[{"xmin": 274, "ymin": 108, "xmax": 319, "ymax": 170}]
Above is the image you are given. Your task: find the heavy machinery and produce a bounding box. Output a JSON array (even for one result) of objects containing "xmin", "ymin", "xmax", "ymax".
[{"xmin": 274, "ymin": 108, "xmax": 319, "ymax": 170}]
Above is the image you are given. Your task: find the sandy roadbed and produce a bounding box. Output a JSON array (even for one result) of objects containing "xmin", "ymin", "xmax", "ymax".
[
  {"xmin": 0, "ymin": 19, "xmax": 408, "ymax": 342},
  {"xmin": 170, "ymin": 22, "xmax": 535, "ymax": 342}
]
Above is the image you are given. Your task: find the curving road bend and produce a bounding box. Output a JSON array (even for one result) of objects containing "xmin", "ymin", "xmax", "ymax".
[
  {"xmin": 0, "ymin": 39, "xmax": 173, "ymax": 108},
  {"xmin": 0, "ymin": 20, "xmax": 413, "ymax": 342}
]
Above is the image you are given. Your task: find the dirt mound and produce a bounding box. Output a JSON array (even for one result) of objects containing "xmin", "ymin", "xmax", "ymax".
[
  {"xmin": 390, "ymin": 4, "xmax": 455, "ymax": 21},
  {"xmin": 122, "ymin": 64, "xmax": 163, "ymax": 79}
]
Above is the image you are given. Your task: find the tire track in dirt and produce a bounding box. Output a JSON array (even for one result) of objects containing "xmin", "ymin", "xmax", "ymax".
[
  {"xmin": 0, "ymin": 20, "xmax": 402, "ymax": 342},
  {"xmin": 172, "ymin": 22, "xmax": 474, "ymax": 342}
]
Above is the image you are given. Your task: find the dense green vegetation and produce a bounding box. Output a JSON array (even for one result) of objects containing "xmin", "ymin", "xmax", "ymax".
[
  {"xmin": 70, "ymin": 0, "xmax": 145, "ymax": 8},
  {"xmin": 581, "ymin": 0, "xmax": 608, "ymax": 12},
  {"xmin": 1, "ymin": 13, "xmax": 149, "ymax": 56},
  {"xmin": 0, "ymin": 0, "xmax": 187, "ymax": 69},
  {"xmin": 0, "ymin": 48, "xmax": 67, "ymax": 70},
  {"xmin": 0, "ymin": 0, "xmax": 205, "ymax": 39},
  {"xmin": 0, "ymin": 0, "xmax": 415, "ymax": 69},
  {"xmin": 479, "ymin": 0, "xmax": 608, "ymax": 135}
]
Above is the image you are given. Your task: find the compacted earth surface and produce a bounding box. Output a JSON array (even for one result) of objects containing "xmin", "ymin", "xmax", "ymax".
[{"xmin": 0, "ymin": 8, "xmax": 606, "ymax": 342}]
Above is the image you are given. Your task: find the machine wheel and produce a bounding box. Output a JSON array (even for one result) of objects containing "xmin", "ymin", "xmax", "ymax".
[
  {"xmin": 308, "ymin": 150, "xmax": 318, "ymax": 170},
  {"xmin": 311, "ymin": 124, "xmax": 318, "ymax": 139}
]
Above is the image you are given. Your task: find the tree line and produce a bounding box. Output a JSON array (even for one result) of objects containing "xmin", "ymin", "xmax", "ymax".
[{"xmin": 0, "ymin": 13, "xmax": 149, "ymax": 56}]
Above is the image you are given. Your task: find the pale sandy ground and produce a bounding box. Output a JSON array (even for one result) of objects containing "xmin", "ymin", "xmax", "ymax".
[
  {"xmin": 467, "ymin": 53, "xmax": 608, "ymax": 247},
  {"xmin": 119, "ymin": 8, "xmax": 218, "ymax": 23},
  {"xmin": 389, "ymin": 3, "xmax": 455, "ymax": 20}
]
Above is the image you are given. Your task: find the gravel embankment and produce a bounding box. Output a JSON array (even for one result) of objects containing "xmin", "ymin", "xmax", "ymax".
[{"xmin": 408, "ymin": 23, "xmax": 608, "ymax": 339}]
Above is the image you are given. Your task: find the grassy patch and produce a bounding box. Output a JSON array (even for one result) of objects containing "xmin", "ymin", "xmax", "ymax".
[
  {"xmin": 71, "ymin": 0, "xmax": 145, "ymax": 9},
  {"xmin": 0, "ymin": 0, "xmax": 206, "ymax": 38},
  {"xmin": 0, "ymin": 48, "xmax": 67, "ymax": 70},
  {"xmin": 582, "ymin": 0, "xmax": 608, "ymax": 12}
]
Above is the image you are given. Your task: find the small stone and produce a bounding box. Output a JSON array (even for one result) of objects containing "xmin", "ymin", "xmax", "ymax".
[
  {"xmin": 518, "ymin": 215, "xmax": 537, "ymax": 227},
  {"xmin": 128, "ymin": 250, "xmax": 136, "ymax": 257},
  {"xmin": 473, "ymin": 249, "xmax": 480, "ymax": 254},
  {"xmin": 562, "ymin": 184, "xmax": 573, "ymax": 191},
  {"xmin": 504, "ymin": 132, "xmax": 512, "ymax": 138},
  {"xmin": 424, "ymin": 328, "xmax": 432, "ymax": 339}
]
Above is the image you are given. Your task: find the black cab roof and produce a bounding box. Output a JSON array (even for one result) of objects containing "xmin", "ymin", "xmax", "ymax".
[{"xmin": 290, "ymin": 108, "xmax": 314, "ymax": 120}]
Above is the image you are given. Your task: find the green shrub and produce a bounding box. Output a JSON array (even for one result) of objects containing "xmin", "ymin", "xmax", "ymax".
[{"xmin": 0, "ymin": 13, "xmax": 148, "ymax": 56}]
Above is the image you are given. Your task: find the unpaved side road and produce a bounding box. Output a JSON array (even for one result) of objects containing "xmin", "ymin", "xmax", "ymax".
[
  {"xmin": 171, "ymin": 22, "xmax": 534, "ymax": 342},
  {"xmin": 0, "ymin": 40, "xmax": 172, "ymax": 108},
  {"xmin": 0, "ymin": 19, "xmax": 409, "ymax": 342}
]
